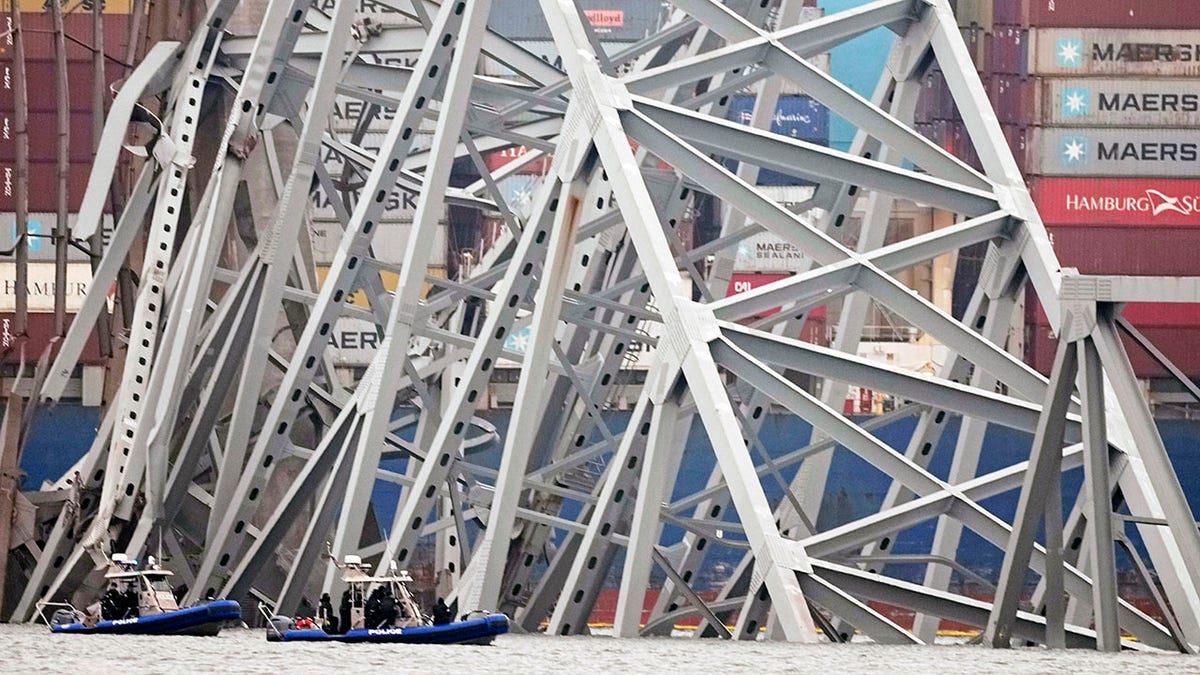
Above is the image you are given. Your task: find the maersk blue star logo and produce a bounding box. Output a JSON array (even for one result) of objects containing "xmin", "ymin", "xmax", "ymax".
[
  {"xmin": 1061, "ymin": 136, "xmax": 1088, "ymax": 165},
  {"xmin": 1061, "ymin": 87, "xmax": 1089, "ymax": 118},
  {"xmin": 1056, "ymin": 38, "xmax": 1085, "ymax": 67},
  {"xmin": 504, "ymin": 326, "xmax": 532, "ymax": 355},
  {"xmin": 13, "ymin": 220, "xmax": 43, "ymax": 252}
]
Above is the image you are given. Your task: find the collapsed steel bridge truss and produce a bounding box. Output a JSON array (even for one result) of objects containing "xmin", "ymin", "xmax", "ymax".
[{"xmin": 11, "ymin": 0, "xmax": 1200, "ymax": 651}]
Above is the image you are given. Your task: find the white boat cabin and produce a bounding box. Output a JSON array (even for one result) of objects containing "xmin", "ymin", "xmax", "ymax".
[
  {"xmin": 95, "ymin": 554, "xmax": 179, "ymax": 621},
  {"xmin": 338, "ymin": 555, "xmax": 425, "ymax": 630}
]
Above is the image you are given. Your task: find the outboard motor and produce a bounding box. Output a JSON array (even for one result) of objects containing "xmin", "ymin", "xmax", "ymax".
[
  {"xmin": 51, "ymin": 608, "xmax": 82, "ymax": 626},
  {"xmin": 266, "ymin": 615, "xmax": 294, "ymax": 642}
]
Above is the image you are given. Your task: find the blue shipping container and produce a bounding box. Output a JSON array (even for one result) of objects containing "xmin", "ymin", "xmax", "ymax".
[
  {"xmin": 19, "ymin": 403, "xmax": 102, "ymax": 490},
  {"xmin": 723, "ymin": 95, "xmax": 830, "ymax": 186}
]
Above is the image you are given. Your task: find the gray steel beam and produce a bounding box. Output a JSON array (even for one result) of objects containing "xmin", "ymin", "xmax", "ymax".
[
  {"xmin": 457, "ymin": 169, "xmax": 584, "ymax": 614},
  {"xmin": 629, "ymin": 99, "xmax": 998, "ymax": 217},
  {"xmin": 985, "ymin": 337, "xmax": 1076, "ymax": 648},
  {"xmin": 671, "ymin": 0, "xmax": 987, "ymax": 190},
  {"xmin": 626, "ymin": 0, "xmax": 917, "ymax": 94},
  {"xmin": 191, "ymin": 0, "xmax": 481, "ymax": 602},
  {"xmin": 614, "ymin": 395, "xmax": 685, "ymax": 636},
  {"xmin": 718, "ymin": 325, "xmax": 1052, "ymax": 435},
  {"xmin": 1079, "ymin": 337, "xmax": 1119, "ymax": 651},
  {"xmin": 321, "ymin": 0, "xmax": 496, "ymax": 597},
  {"xmin": 81, "ymin": 1, "xmax": 233, "ymax": 557}
]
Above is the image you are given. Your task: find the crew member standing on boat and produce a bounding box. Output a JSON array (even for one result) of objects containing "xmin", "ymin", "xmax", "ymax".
[
  {"xmin": 378, "ymin": 590, "xmax": 398, "ymax": 628},
  {"xmin": 432, "ymin": 598, "xmax": 452, "ymax": 625},
  {"xmin": 122, "ymin": 582, "xmax": 140, "ymax": 618},
  {"xmin": 365, "ymin": 586, "xmax": 382, "ymax": 627},
  {"xmin": 318, "ymin": 593, "xmax": 337, "ymax": 634},
  {"xmin": 339, "ymin": 590, "xmax": 352, "ymax": 633},
  {"xmin": 100, "ymin": 584, "xmax": 122, "ymax": 620}
]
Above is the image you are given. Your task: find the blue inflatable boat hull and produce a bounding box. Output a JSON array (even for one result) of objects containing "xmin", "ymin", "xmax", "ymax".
[
  {"xmin": 277, "ymin": 613, "xmax": 508, "ymax": 644},
  {"xmin": 51, "ymin": 600, "xmax": 242, "ymax": 636}
]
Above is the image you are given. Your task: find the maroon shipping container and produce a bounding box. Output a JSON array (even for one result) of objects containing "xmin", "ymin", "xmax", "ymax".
[
  {"xmin": 988, "ymin": 25, "xmax": 1028, "ymax": 77},
  {"xmin": 0, "ymin": 160, "xmax": 95, "ymax": 212},
  {"xmin": 1026, "ymin": 297, "xmax": 1200, "ymax": 379},
  {"xmin": 914, "ymin": 82, "xmax": 935, "ymax": 126},
  {"xmin": 992, "ymin": 0, "xmax": 1022, "ymax": 24},
  {"xmin": 921, "ymin": 70, "xmax": 958, "ymax": 123},
  {"xmin": 1029, "ymin": 292, "xmax": 1200, "ymax": 329},
  {"xmin": 1027, "ymin": 320, "xmax": 1200, "ymax": 379},
  {"xmin": 1002, "ymin": 123, "xmax": 1028, "ymax": 173},
  {"xmin": 940, "ymin": 120, "xmax": 973, "ymax": 169},
  {"xmin": 0, "ymin": 111, "xmax": 96, "ymax": 163},
  {"xmin": 0, "ymin": 312, "xmax": 103, "ymax": 366},
  {"xmin": 988, "ymin": 76, "xmax": 1035, "ymax": 126},
  {"xmin": 0, "ymin": 61, "xmax": 128, "ymax": 113},
  {"xmin": 960, "ymin": 25, "xmax": 988, "ymax": 74},
  {"xmin": 1024, "ymin": 0, "xmax": 1200, "ymax": 29},
  {"xmin": 3, "ymin": 14, "xmax": 131, "ymax": 62},
  {"xmin": 1047, "ymin": 226, "xmax": 1200, "ymax": 277}
]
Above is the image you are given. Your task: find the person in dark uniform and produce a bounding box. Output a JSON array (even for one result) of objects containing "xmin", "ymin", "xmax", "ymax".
[
  {"xmin": 100, "ymin": 585, "xmax": 122, "ymax": 620},
  {"xmin": 318, "ymin": 592, "xmax": 337, "ymax": 634},
  {"xmin": 339, "ymin": 590, "xmax": 352, "ymax": 633},
  {"xmin": 122, "ymin": 584, "xmax": 140, "ymax": 618},
  {"xmin": 365, "ymin": 586, "xmax": 384, "ymax": 628},
  {"xmin": 378, "ymin": 591, "xmax": 398, "ymax": 628},
  {"xmin": 431, "ymin": 598, "xmax": 452, "ymax": 626}
]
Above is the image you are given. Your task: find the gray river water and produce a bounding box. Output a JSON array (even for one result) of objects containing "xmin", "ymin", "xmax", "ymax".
[{"xmin": 1, "ymin": 624, "xmax": 1196, "ymax": 674}]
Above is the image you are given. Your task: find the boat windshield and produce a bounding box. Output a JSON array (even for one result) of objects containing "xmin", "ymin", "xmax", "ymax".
[{"xmin": 149, "ymin": 578, "xmax": 173, "ymax": 593}]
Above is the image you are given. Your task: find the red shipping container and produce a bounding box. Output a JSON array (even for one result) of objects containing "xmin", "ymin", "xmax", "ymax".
[
  {"xmin": 0, "ymin": 160, "xmax": 95, "ymax": 212},
  {"xmin": 1033, "ymin": 178, "xmax": 1200, "ymax": 228},
  {"xmin": 0, "ymin": 60, "xmax": 127, "ymax": 113},
  {"xmin": 1047, "ymin": 226, "xmax": 1200, "ymax": 277},
  {"xmin": 1027, "ymin": 291, "xmax": 1200, "ymax": 379},
  {"xmin": 485, "ymin": 145, "xmax": 552, "ymax": 176},
  {"xmin": 2, "ymin": 14, "xmax": 131, "ymax": 62},
  {"xmin": 726, "ymin": 272, "xmax": 828, "ymax": 345},
  {"xmin": 942, "ymin": 120, "xmax": 984, "ymax": 171},
  {"xmin": 0, "ymin": 312, "xmax": 104, "ymax": 366},
  {"xmin": 1029, "ymin": 295, "xmax": 1200, "ymax": 330},
  {"xmin": 1025, "ymin": 0, "xmax": 1200, "ymax": 29},
  {"xmin": 728, "ymin": 273, "xmax": 791, "ymax": 317},
  {"xmin": 0, "ymin": 111, "xmax": 96, "ymax": 163},
  {"xmin": 1124, "ymin": 303, "xmax": 1200, "ymax": 328}
]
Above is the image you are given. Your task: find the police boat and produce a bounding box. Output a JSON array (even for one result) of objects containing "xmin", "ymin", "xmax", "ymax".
[
  {"xmin": 264, "ymin": 555, "xmax": 508, "ymax": 645},
  {"xmin": 40, "ymin": 554, "xmax": 242, "ymax": 636}
]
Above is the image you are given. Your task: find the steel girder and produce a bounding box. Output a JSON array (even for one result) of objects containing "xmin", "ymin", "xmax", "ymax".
[{"xmin": 12, "ymin": 0, "xmax": 1200, "ymax": 654}]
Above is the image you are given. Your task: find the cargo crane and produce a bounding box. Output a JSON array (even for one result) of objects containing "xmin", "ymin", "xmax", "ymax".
[{"xmin": 4, "ymin": 0, "xmax": 1200, "ymax": 653}]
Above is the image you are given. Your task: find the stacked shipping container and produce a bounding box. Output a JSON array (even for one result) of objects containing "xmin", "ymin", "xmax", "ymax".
[
  {"xmin": 1026, "ymin": 15, "xmax": 1200, "ymax": 378},
  {"xmin": 0, "ymin": 4, "xmax": 131, "ymax": 366},
  {"xmin": 932, "ymin": 1, "xmax": 1200, "ymax": 379}
]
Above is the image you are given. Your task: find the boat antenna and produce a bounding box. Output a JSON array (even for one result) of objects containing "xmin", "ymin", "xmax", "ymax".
[{"xmin": 324, "ymin": 541, "xmax": 344, "ymax": 569}]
